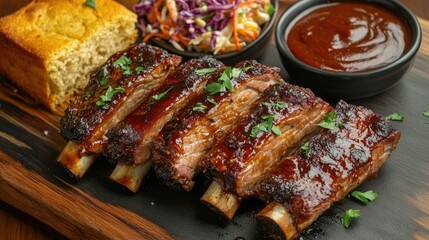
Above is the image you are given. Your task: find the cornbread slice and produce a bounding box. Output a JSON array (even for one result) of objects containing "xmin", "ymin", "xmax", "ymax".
[{"xmin": 0, "ymin": 0, "xmax": 137, "ymax": 110}]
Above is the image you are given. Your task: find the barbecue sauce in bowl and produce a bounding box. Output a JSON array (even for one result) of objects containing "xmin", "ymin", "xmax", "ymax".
[{"xmin": 286, "ymin": 1, "xmax": 411, "ymax": 72}]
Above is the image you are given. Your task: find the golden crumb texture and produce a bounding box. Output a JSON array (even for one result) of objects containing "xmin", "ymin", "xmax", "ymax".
[{"xmin": 0, "ymin": 0, "xmax": 138, "ymax": 111}]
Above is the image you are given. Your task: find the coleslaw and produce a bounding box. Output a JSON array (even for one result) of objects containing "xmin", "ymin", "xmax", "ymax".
[{"xmin": 135, "ymin": 0, "xmax": 274, "ymax": 55}]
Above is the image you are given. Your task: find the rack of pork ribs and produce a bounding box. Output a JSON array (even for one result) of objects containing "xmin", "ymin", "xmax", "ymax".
[{"xmin": 58, "ymin": 43, "xmax": 401, "ymax": 239}]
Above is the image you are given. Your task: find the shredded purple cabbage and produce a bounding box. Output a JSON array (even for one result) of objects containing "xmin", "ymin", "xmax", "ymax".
[
  {"xmin": 134, "ymin": 0, "xmax": 154, "ymax": 17},
  {"xmin": 135, "ymin": 0, "xmax": 266, "ymax": 53},
  {"xmin": 135, "ymin": 0, "xmax": 242, "ymax": 40}
]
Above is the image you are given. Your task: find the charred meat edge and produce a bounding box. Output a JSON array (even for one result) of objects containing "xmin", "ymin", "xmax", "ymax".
[
  {"xmin": 152, "ymin": 60, "xmax": 283, "ymax": 191},
  {"xmin": 201, "ymin": 83, "xmax": 332, "ymax": 219},
  {"xmin": 105, "ymin": 57, "xmax": 225, "ymax": 192},
  {"xmin": 57, "ymin": 43, "xmax": 181, "ymax": 179},
  {"xmin": 257, "ymin": 101, "xmax": 401, "ymax": 240}
]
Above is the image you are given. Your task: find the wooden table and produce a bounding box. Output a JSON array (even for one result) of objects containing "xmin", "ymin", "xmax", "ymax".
[{"xmin": 0, "ymin": 0, "xmax": 428, "ymax": 239}]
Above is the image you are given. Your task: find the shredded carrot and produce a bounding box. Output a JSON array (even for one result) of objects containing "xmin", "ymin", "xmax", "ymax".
[
  {"xmin": 165, "ymin": 0, "xmax": 178, "ymax": 22},
  {"xmin": 147, "ymin": 0, "xmax": 163, "ymax": 23},
  {"xmin": 160, "ymin": 25, "xmax": 170, "ymax": 36},
  {"xmin": 143, "ymin": 32, "xmax": 169, "ymax": 42},
  {"xmin": 232, "ymin": 9, "xmax": 241, "ymax": 51},
  {"xmin": 238, "ymin": 28, "xmax": 258, "ymax": 41},
  {"xmin": 177, "ymin": 34, "xmax": 190, "ymax": 45},
  {"xmin": 143, "ymin": 0, "xmax": 270, "ymax": 53}
]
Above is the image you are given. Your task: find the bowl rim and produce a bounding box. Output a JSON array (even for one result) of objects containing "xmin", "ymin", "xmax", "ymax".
[
  {"xmin": 275, "ymin": 0, "xmax": 422, "ymax": 78},
  {"xmin": 150, "ymin": 0, "xmax": 279, "ymax": 59}
]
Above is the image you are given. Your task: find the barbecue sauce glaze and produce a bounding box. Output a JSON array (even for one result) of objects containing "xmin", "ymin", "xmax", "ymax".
[
  {"xmin": 261, "ymin": 101, "xmax": 400, "ymax": 227},
  {"xmin": 286, "ymin": 2, "xmax": 411, "ymax": 72}
]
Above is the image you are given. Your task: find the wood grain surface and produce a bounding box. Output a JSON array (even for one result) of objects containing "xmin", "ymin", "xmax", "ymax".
[{"xmin": 0, "ymin": 0, "xmax": 428, "ymax": 240}]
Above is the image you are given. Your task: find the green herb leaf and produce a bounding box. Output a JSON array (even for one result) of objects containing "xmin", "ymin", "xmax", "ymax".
[
  {"xmin": 337, "ymin": 121, "xmax": 345, "ymax": 128},
  {"xmin": 231, "ymin": 67, "xmax": 242, "ymax": 78},
  {"xmin": 192, "ymin": 102, "xmax": 207, "ymax": 113},
  {"xmin": 242, "ymin": 66, "xmax": 253, "ymax": 72},
  {"xmin": 95, "ymin": 100, "xmax": 108, "ymax": 108},
  {"xmin": 351, "ymin": 190, "xmax": 379, "ymax": 204},
  {"xmin": 250, "ymin": 124, "xmax": 265, "ymax": 137},
  {"xmin": 195, "ymin": 68, "xmax": 217, "ymax": 75},
  {"xmin": 205, "ymin": 67, "xmax": 232, "ymax": 94},
  {"xmin": 100, "ymin": 66, "xmax": 109, "ymax": 85},
  {"xmin": 113, "ymin": 55, "xmax": 132, "ymax": 75},
  {"xmin": 207, "ymin": 96, "xmax": 217, "ymax": 105},
  {"xmin": 342, "ymin": 209, "xmax": 360, "ymax": 229},
  {"xmin": 271, "ymin": 125, "xmax": 282, "ymax": 136},
  {"xmin": 204, "ymin": 66, "xmax": 251, "ymax": 95},
  {"xmin": 250, "ymin": 115, "xmax": 281, "ymax": 137},
  {"xmin": 103, "ymin": 66, "xmax": 108, "ymax": 75},
  {"xmin": 96, "ymin": 86, "xmax": 125, "ymax": 109},
  {"xmin": 265, "ymin": 3, "xmax": 275, "ymax": 16},
  {"xmin": 135, "ymin": 66, "xmax": 144, "ymax": 74},
  {"xmin": 301, "ymin": 142, "xmax": 309, "ymax": 157},
  {"xmin": 262, "ymin": 101, "xmax": 288, "ymax": 110},
  {"xmin": 219, "ymin": 67, "xmax": 234, "ymax": 90},
  {"xmin": 153, "ymin": 86, "xmax": 173, "ymax": 100},
  {"xmin": 317, "ymin": 110, "xmax": 337, "ymax": 130},
  {"xmin": 423, "ymin": 110, "xmax": 429, "ymax": 117},
  {"xmin": 223, "ymin": 75, "xmax": 233, "ymax": 91},
  {"xmin": 387, "ymin": 113, "xmax": 404, "ymax": 122},
  {"xmin": 100, "ymin": 76, "xmax": 108, "ymax": 86},
  {"xmin": 205, "ymin": 82, "xmax": 225, "ymax": 94},
  {"xmin": 84, "ymin": 0, "xmax": 97, "ymax": 9}
]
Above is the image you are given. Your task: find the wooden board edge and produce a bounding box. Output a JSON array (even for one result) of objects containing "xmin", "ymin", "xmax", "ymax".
[{"xmin": 0, "ymin": 150, "xmax": 175, "ymax": 240}]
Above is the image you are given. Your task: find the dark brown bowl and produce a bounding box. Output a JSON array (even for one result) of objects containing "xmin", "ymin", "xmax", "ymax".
[
  {"xmin": 149, "ymin": 0, "xmax": 278, "ymax": 65},
  {"xmin": 275, "ymin": 0, "xmax": 422, "ymax": 99}
]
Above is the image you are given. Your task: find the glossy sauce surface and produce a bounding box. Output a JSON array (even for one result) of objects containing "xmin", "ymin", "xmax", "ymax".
[
  {"xmin": 287, "ymin": 2, "xmax": 411, "ymax": 72},
  {"xmin": 260, "ymin": 101, "xmax": 400, "ymax": 227},
  {"xmin": 205, "ymin": 83, "xmax": 330, "ymax": 196},
  {"xmin": 104, "ymin": 57, "xmax": 224, "ymax": 165}
]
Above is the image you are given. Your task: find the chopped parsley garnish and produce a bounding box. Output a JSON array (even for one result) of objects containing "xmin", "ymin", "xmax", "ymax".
[
  {"xmin": 113, "ymin": 55, "xmax": 132, "ymax": 75},
  {"xmin": 100, "ymin": 66, "xmax": 109, "ymax": 85},
  {"xmin": 301, "ymin": 142, "xmax": 309, "ymax": 157},
  {"xmin": 84, "ymin": 0, "xmax": 97, "ymax": 9},
  {"xmin": 152, "ymin": 86, "xmax": 173, "ymax": 100},
  {"xmin": 135, "ymin": 66, "xmax": 144, "ymax": 74},
  {"xmin": 205, "ymin": 67, "xmax": 233, "ymax": 94},
  {"xmin": 262, "ymin": 101, "xmax": 288, "ymax": 110},
  {"xmin": 195, "ymin": 68, "xmax": 217, "ymax": 75},
  {"xmin": 317, "ymin": 110, "xmax": 343, "ymax": 130},
  {"xmin": 207, "ymin": 95, "xmax": 217, "ymax": 105},
  {"xmin": 250, "ymin": 115, "xmax": 281, "ymax": 137},
  {"xmin": 387, "ymin": 113, "xmax": 404, "ymax": 122},
  {"xmin": 204, "ymin": 66, "xmax": 250, "ymax": 95},
  {"xmin": 341, "ymin": 209, "xmax": 360, "ymax": 229},
  {"xmin": 231, "ymin": 67, "xmax": 243, "ymax": 78},
  {"xmin": 192, "ymin": 102, "xmax": 207, "ymax": 113},
  {"xmin": 351, "ymin": 190, "xmax": 379, "ymax": 204},
  {"xmin": 272, "ymin": 124, "xmax": 282, "ymax": 136},
  {"xmin": 96, "ymin": 86, "xmax": 125, "ymax": 109},
  {"xmin": 230, "ymin": 66, "xmax": 252, "ymax": 78},
  {"xmin": 317, "ymin": 110, "xmax": 336, "ymax": 130},
  {"xmin": 423, "ymin": 110, "xmax": 429, "ymax": 117},
  {"xmin": 241, "ymin": 66, "xmax": 253, "ymax": 72}
]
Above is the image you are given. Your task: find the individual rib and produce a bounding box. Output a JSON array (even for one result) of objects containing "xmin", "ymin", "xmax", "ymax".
[
  {"xmin": 58, "ymin": 43, "xmax": 181, "ymax": 179},
  {"xmin": 201, "ymin": 83, "xmax": 331, "ymax": 219},
  {"xmin": 257, "ymin": 100, "xmax": 401, "ymax": 239},
  {"xmin": 152, "ymin": 61, "xmax": 283, "ymax": 191},
  {"xmin": 104, "ymin": 56, "xmax": 225, "ymax": 192}
]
